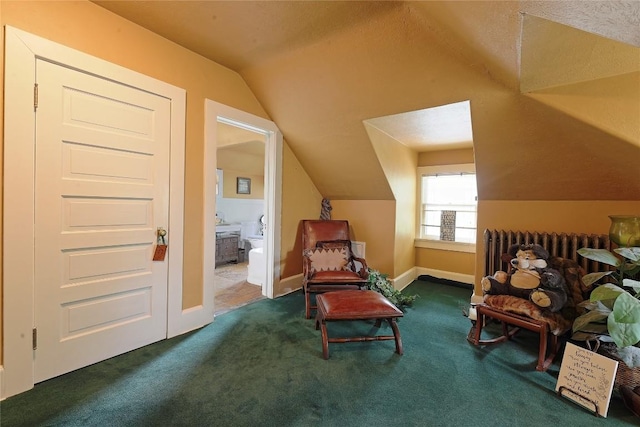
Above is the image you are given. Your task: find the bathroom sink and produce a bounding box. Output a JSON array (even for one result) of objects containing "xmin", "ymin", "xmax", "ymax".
[{"xmin": 216, "ymin": 223, "xmax": 241, "ymax": 233}]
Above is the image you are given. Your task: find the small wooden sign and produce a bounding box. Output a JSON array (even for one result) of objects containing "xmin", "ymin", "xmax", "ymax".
[
  {"xmin": 153, "ymin": 244, "xmax": 167, "ymax": 261},
  {"xmin": 556, "ymin": 342, "xmax": 618, "ymax": 417}
]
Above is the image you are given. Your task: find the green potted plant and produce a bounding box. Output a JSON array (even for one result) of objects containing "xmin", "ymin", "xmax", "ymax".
[
  {"xmin": 367, "ymin": 268, "xmax": 418, "ymax": 309},
  {"xmin": 571, "ymin": 246, "xmax": 640, "ymax": 368}
]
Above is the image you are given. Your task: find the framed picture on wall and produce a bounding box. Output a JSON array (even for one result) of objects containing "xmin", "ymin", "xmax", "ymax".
[{"xmin": 237, "ymin": 177, "xmax": 251, "ymax": 194}]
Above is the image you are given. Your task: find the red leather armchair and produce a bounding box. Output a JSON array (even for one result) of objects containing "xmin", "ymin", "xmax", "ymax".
[{"xmin": 302, "ymin": 220, "xmax": 369, "ymax": 318}]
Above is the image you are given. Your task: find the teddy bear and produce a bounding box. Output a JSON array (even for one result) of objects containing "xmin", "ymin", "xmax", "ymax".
[{"xmin": 481, "ymin": 243, "xmax": 569, "ymax": 313}]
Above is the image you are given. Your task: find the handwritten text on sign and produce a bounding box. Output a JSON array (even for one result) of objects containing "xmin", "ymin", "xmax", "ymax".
[{"xmin": 556, "ymin": 342, "xmax": 618, "ymax": 417}]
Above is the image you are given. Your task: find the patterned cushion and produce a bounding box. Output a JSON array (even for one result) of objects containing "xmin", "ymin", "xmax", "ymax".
[
  {"xmin": 305, "ymin": 246, "xmax": 349, "ymax": 273},
  {"xmin": 317, "ymin": 240, "xmax": 352, "ymax": 254}
]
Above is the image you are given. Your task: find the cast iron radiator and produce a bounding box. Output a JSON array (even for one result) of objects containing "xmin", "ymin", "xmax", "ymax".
[{"xmin": 482, "ymin": 229, "xmax": 612, "ymax": 277}]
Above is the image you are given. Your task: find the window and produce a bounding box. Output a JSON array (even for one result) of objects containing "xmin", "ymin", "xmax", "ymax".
[{"xmin": 417, "ymin": 164, "xmax": 477, "ymax": 251}]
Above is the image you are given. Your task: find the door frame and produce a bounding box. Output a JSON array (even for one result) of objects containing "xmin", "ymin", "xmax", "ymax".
[
  {"xmin": 2, "ymin": 26, "xmax": 190, "ymax": 399},
  {"xmin": 204, "ymin": 100, "xmax": 283, "ymax": 302}
]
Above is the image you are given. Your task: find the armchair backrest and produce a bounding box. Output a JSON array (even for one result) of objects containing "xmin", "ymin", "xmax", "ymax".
[{"xmin": 302, "ymin": 220, "xmax": 351, "ymax": 250}]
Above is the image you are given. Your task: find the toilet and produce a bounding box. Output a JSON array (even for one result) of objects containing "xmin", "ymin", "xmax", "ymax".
[
  {"xmin": 247, "ymin": 247, "xmax": 265, "ymax": 286},
  {"xmin": 247, "ymin": 235, "xmax": 264, "ymax": 249},
  {"xmin": 242, "ymin": 222, "xmax": 265, "ymax": 285}
]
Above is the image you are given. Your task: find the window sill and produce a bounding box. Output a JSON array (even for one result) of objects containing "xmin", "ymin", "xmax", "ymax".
[{"xmin": 415, "ymin": 239, "xmax": 476, "ymax": 254}]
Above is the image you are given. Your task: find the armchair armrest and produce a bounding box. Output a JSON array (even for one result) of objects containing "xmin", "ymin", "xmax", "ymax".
[
  {"xmin": 302, "ymin": 256, "xmax": 313, "ymax": 282},
  {"xmin": 351, "ymin": 256, "xmax": 369, "ymax": 279}
]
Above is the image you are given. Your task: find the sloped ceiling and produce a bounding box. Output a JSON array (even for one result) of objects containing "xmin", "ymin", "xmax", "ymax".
[
  {"xmin": 217, "ymin": 122, "xmax": 265, "ymax": 176},
  {"xmin": 93, "ymin": 1, "xmax": 640, "ymax": 201}
]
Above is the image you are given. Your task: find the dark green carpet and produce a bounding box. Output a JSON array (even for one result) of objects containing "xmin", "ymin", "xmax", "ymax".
[{"xmin": 1, "ymin": 280, "xmax": 637, "ymax": 426}]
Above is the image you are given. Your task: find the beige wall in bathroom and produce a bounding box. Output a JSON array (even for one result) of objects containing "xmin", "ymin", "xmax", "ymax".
[{"xmin": 223, "ymin": 171, "xmax": 265, "ymax": 199}]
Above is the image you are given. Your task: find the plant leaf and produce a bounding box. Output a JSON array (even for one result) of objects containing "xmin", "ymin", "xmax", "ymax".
[
  {"xmin": 570, "ymin": 331, "xmax": 598, "ymax": 342},
  {"xmin": 622, "ymin": 278, "xmax": 640, "ymax": 293},
  {"xmin": 616, "ymin": 345, "xmax": 640, "ymax": 368},
  {"xmin": 578, "ymin": 248, "xmax": 621, "ymax": 267},
  {"xmin": 608, "ymin": 313, "xmax": 640, "ymax": 348},
  {"xmin": 615, "ymin": 247, "xmax": 640, "ymax": 263},
  {"xmin": 586, "ymin": 299, "xmax": 613, "ymax": 315},
  {"xmin": 582, "ymin": 271, "xmax": 615, "ymax": 286},
  {"xmin": 573, "ymin": 310, "xmax": 609, "ymax": 332},
  {"xmin": 612, "ymin": 291, "xmax": 640, "ymax": 324},
  {"xmin": 578, "ymin": 323, "xmax": 609, "ymax": 334},
  {"xmin": 590, "ymin": 283, "xmax": 625, "ymax": 302},
  {"xmin": 578, "ymin": 299, "xmax": 612, "ymax": 311}
]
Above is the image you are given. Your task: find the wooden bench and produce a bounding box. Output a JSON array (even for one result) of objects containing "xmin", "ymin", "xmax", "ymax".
[{"xmin": 314, "ymin": 290, "xmax": 404, "ymax": 359}]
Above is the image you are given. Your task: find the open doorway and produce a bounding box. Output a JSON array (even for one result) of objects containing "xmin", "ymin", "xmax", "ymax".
[
  {"xmin": 204, "ymin": 100, "xmax": 283, "ymax": 317},
  {"xmin": 214, "ymin": 123, "xmax": 267, "ymax": 314}
]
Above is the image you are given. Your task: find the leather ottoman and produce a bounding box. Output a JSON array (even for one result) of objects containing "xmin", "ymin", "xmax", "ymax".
[{"xmin": 314, "ymin": 289, "xmax": 404, "ymax": 359}]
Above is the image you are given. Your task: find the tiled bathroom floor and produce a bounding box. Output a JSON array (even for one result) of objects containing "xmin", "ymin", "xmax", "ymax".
[{"xmin": 214, "ymin": 261, "xmax": 264, "ymax": 315}]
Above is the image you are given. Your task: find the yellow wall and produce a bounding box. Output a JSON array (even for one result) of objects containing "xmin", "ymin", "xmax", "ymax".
[
  {"xmin": 216, "ymin": 142, "xmax": 265, "ymax": 199},
  {"xmin": 330, "ymin": 200, "xmax": 396, "ymax": 276},
  {"xmin": 471, "ymin": 90, "xmax": 639, "ymax": 201},
  {"xmin": 416, "ymin": 249, "xmax": 475, "ymax": 276},
  {"xmin": 417, "ymin": 148, "xmax": 475, "ymax": 167},
  {"xmin": 0, "ymin": 0, "xmax": 4, "ymax": 364},
  {"xmin": 222, "ymin": 171, "xmax": 264, "ymax": 199},
  {"xmin": 366, "ymin": 123, "xmax": 418, "ymax": 277},
  {"xmin": 527, "ymin": 72, "xmax": 640, "ymax": 146},
  {"xmin": 279, "ymin": 143, "xmax": 324, "ymax": 279}
]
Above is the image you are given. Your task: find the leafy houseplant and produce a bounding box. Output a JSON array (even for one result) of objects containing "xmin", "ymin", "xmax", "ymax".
[
  {"xmin": 367, "ymin": 268, "xmax": 418, "ymax": 309},
  {"xmin": 572, "ymin": 246, "xmax": 640, "ymax": 367}
]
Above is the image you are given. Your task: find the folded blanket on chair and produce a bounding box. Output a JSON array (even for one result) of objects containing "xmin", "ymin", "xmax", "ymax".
[{"xmin": 483, "ymin": 294, "xmax": 572, "ymax": 336}]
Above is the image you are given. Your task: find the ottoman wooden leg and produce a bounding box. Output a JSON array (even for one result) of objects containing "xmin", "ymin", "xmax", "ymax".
[
  {"xmin": 319, "ymin": 319, "xmax": 329, "ymax": 359},
  {"xmin": 388, "ymin": 318, "xmax": 403, "ymax": 355},
  {"xmin": 305, "ymin": 290, "xmax": 312, "ymax": 319}
]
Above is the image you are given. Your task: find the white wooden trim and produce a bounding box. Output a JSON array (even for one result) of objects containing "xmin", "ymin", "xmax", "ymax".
[
  {"xmin": 3, "ymin": 25, "xmax": 37, "ymax": 400},
  {"xmin": 417, "ymin": 164, "xmax": 476, "ymax": 176},
  {"xmin": 165, "ymin": 76, "xmax": 188, "ymax": 340},
  {"xmin": 0, "ymin": 367, "xmax": 4, "ymax": 401},
  {"xmin": 391, "ymin": 267, "xmax": 419, "ymax": 291},
  {"xmin": 415, "ymin": 239, "xmax": 476, "ymax": 253},
  {"xmin": 3, "ymin": 26, "xmax": 187, "ymax": 399},
  {"xmin": 204, "ymin": 100, "xmax": 283, "ymax": 304},
  {"xmin": 416, "ymin": 163, "xmax": 477, "ymax": 245}
]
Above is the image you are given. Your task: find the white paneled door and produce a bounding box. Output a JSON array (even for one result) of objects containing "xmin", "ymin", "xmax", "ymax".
[{"xmin": 34, "ymin": 60, "xmax": 170, "ymax": 382}]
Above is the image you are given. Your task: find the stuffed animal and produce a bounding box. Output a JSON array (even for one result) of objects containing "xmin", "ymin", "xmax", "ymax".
[{"xmin": 481, "ymin": 243, "xmax": 568, "ymax": 312}]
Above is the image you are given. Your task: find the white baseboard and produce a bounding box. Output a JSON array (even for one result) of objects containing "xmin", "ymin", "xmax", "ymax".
[
  {"xmin": 278, "ymin": 268, "xmax": 474, "ymax": 296},
  {"xmin": 277, "ymin": 273, "xmax": 303, "ymax": 297},
  {"xmin": 391, "ymin": 267, "xmax": 418, "ymax": 291},
  {"xmin": 0, "ymin": 365, "xmax": 5, "ymax": 401},
  {"xmin": 278, "ymin": 269, "xmax": 419, "ymax": 294}
]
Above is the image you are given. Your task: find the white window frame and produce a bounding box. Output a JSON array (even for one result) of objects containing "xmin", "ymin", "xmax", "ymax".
[{"xmin": 415, "ymin": 164, "xmax": 476, "ymax": 253}]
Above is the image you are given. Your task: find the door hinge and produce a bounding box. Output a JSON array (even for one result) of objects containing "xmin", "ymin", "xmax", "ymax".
[
  {"xmin": 34, "ymin": 83, "xmax": 38, "ymax": 111},
  {"xmin": 33, "ymin": 327, "xmax": 37, "ymax": 350}
]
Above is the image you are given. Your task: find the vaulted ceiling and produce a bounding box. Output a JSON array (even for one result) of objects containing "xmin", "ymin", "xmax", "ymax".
[{"xmin": 93, "ymin": 1, "xmax": 640, "ymax": 201}]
